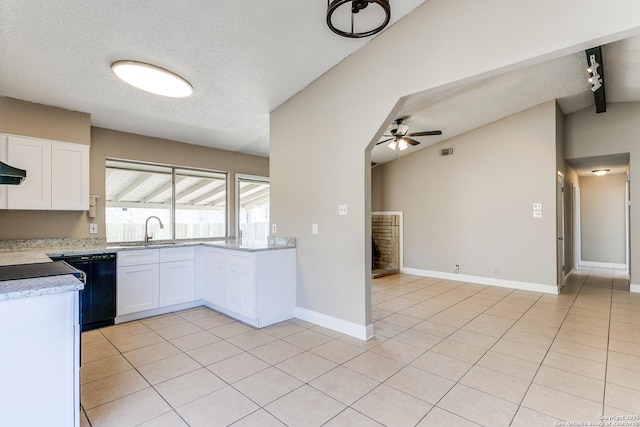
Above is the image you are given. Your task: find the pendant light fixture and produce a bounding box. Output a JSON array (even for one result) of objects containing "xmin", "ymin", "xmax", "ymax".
[
  {"xmin": 111, "ymin": 61, "xmax": 193, "ymax": 98},
  {"xmin": 326, "ymin": 0, "xmax": 391, "ymax": 38}
]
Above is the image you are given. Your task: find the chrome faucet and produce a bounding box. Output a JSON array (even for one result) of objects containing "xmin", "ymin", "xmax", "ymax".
[{"xmin": 144, "ymin": 216, "xmax": 164, "ymax": 243}]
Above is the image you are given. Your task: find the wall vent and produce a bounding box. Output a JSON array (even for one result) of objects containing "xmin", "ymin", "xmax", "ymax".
[{"xmin": 439, "ymin": 147, "xmax": 454, "ymax": 156}]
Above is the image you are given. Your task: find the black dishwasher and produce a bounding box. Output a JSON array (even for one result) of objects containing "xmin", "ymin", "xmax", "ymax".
[{"xmin": 49, "ymin": 253, "xmax": 117, "ymax": 331}]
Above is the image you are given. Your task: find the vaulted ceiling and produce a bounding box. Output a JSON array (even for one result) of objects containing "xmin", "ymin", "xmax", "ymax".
[{"xmin": 1, "ymin": 1, "xmax": 639, "ymax": 171}]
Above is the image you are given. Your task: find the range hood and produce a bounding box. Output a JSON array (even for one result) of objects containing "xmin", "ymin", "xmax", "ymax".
[{"xmin": 0, "ymin": 161, "xmax": 26, "ymax": 185}]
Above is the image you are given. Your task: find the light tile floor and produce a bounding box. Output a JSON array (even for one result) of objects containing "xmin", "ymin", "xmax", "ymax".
[{"xmin": 80, "ymin": 267, "xmax": 640, "ymax": 426}]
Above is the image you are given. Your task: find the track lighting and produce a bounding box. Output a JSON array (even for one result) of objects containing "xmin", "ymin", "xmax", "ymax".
[{"xmin": 587, "ymin": 54, "xmax": 602, "ymax": 93}]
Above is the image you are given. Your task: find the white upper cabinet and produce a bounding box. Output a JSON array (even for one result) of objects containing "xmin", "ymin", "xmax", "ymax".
[
  {"xmin": 4, "ymin": 134, "xmax": 89, "ymax": 211},
  {"xmin": 51, "ymin": 141, "xmax": 89, "ymax": 210},
  {"xmin": 7, "ymin": 135, "xmax": 52, "ymax": 210}
]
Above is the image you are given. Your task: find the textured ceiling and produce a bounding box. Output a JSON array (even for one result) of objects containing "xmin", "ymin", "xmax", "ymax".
[
  {"xmin": 1, "ymin": 2, "xmax": 639, "ymax": 170},
  {"xmin": 0, "ymin": 0, "xmax": 426, "ymax": 157},
  {"xmin": 372, "ymin": 35, "xmax": 640, "ymax": 166}
]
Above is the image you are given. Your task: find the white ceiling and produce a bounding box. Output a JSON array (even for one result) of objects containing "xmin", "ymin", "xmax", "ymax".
[
  {"xmin": 372, "ymin": 35, "xmax": 640, "ymax": 168},
  {"xmin": 1, "ymin": 1, "xmax": 639, "ymax": 172},
  {"xmin": 0, "ymin": 0, "xmax": 426, "ymax": 156}
]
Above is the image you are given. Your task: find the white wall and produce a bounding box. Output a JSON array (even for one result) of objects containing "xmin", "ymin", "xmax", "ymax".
[
  {"xmin": 580, "ymin": 174, "xmax": 627, "ymax": 265},
  {"xmin": 373, "ymin": 102, "xmax": 558, "ymax": 288},
  {"xmin": 270, "ymin": 0, "xmax": 640, "ymax": 337}
]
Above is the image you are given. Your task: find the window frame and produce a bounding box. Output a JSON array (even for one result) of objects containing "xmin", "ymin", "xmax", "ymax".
[
  {"xmin": 105, "ymin": 158, "xmax": 229, "ymax": 242},
  {"xmin": 235, "ymin": 173, "xmax": 270, "ymax": 240}
]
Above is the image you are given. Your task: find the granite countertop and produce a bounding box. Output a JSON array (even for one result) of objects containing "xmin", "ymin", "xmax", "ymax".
[
  {"xmin": 0, "ymin": 236, "xmax": 295, "ymax": 300},
  {"xmin": 0, "ymin": 236, "xmax": 296, "ymax": 265},
  {"xmin": 0, "ymin": 275, "xmax": 84, "ymax": 301}
]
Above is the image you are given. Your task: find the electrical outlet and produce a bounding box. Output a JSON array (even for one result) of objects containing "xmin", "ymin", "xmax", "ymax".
[
  {"xmin": 533, "ymin": 203, "xmax": 542, "ymax": 210},
  {"xmin": 271, "ymin": 224, "xmax": 277, "ymax": 234},
  {"xmin": 89, "ymin": 223, "xmax": 98, "ymax": 234},
  {"xmin": 455, "ymin": 264, "xmax": 460, "ymax": 273},
  {"xmin": 338, "ymin": 205, "xmax": 348, "ymax": 215},
  {"xmin": 533, "ymin": 211, "xmax": 542, "ymax": 218}
]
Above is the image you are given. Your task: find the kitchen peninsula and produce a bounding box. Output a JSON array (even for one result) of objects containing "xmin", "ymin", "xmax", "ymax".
[
  {"xmin": 0, "ymin": 236, "xmax": 297, "ymax": 328},
  {"xmin": 0, "ymin": 236, "xmax": 295, "ymax": 426},
  {"xmin": 0, "ymin": 264, "xmax": 84, "ymax": 427}
]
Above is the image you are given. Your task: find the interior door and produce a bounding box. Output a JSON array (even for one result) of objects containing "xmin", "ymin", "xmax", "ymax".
[{"xmin": 557, "ymin": 172, "xmax": 565, "ymax": 288}]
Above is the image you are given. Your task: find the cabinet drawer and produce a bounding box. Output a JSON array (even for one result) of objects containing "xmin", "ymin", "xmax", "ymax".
[
  {"xmin": 159, "ymin": 246, "xmax": 195, "ymax": 263},
  {"xmin": 117, "ymin": 249, "xmax": 159, "ymax": 267}
]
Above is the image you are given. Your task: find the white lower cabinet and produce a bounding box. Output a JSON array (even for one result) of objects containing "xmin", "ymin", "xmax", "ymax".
[
  {"xmin": 117, "ymin": 247, "xmax": 195, "ymax": 318},
  {"xmin": 159, "ymin": 259, "xmax": 195, "ymax": 306},
  {"xmin": 202, "ymin": 247, "xmax": 296, "ymax": 327},
  {"xmin": 117, "ymin": 263, "xmax": 160, "ymax": 315},
  {"xmin": 0, "ymin": 291, "xmax": 80, "ymax": 427},
  {"xmin": 116, "ymin": 245, "xmax": 295, "ymax": 328}
]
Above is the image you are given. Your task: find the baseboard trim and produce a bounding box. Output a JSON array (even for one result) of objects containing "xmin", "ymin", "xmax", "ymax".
[
  {"xmin": 115, "ymin": 300, "xmax": 203, "ymax": 324},
  {"xmin": 631, "ymin": 284, "xmax": 640, "ymax": 293},
  {"xmin": 580, "ymin": 261, "xmax": 627, "ymax": 269},
  {"xmin": 295, "ymin": 306, "xmax": 373, "ymax": 341},
  {"xmin": 401, "ymin": 268, "xmax": 559, "ymax": 295}
]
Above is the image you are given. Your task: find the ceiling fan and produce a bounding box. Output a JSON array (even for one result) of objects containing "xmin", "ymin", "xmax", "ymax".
[{"xmin": 376, "ymin": 118, "xmax": 442, "ymax": 151}]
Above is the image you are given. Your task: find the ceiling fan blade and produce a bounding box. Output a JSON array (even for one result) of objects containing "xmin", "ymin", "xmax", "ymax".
[
  {"xmin": 405, "ymin": 137, "xmax": 421, "ymax": 146},
  {"xmin": 376, "ymin": 138, "xmax": 394, "ymax": 145},
  {"xmin": 408, "ymin": 130, "xmax": 442, "ymax": 137}
]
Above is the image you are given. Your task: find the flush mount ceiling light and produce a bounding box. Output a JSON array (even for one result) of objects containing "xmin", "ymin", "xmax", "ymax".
[
  {"xmin": 111, "ymin": 61, "xmax": 193, "ymax": 98},
  {"xmin": 326, "ymin": 0, "xmax": 391, "ymax": 38},
  {"xmin": 592, "ymin": 169, "xmax": 610, "ymax": 176}
]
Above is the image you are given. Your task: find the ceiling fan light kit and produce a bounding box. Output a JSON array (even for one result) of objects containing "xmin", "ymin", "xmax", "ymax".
[
  {"xmin": 376, "ymin": 117, "xmax": 442, "ymax": 152},
  {"xmin": 326, "ymin": 0, "xmax": 391, "ymax": 38}
]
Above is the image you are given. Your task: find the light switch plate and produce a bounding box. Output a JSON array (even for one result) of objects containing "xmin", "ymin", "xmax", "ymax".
[{"xmin": 312, "ymin": 224, "xmax": 318, "ymax": 235}]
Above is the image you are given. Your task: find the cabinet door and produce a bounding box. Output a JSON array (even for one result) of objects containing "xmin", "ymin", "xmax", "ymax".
[
  {"xmin": 202, "ymin": 248, "xmax": 228, "ymax": 306},
  {"xmin": 117, "ymin": 264, "xmax": 159, "ymax": 315},
  {"xmin": 51, "ymin": 141, "xmax": 89, "ymax": 210},
  {"xmin": 159, "ymin": 260, "xmax": 195, "ymax": 307},
  {"xmin": 227, "ymin": 252, "xmax": 256, "ymax": 319},
  {"xmin": 7, "ymin": 135, "xmax": 51, "ymax": 210}
]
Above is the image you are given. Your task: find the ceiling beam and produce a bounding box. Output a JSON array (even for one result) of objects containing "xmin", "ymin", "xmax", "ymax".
[
  {"xmin": 188, "ymin": 184, "xmax": 226, "ymax": 206},
  {"xmin": 175, "ymin": 179, "xmax": 215, "ymax": 203},
  {"xmin": 240, "ymin": 187, "xmax": 270, "ymax": 206},
  {"xmin": 113, "ymin": 172, "xmax": 154, "ymax": 202},
  {"xmin": 240, "ymin": 193, "xmax": 270, "ymax": 210},
  {"xmin": 586, "ymin": 46, "xmax": 606, "ymax": 114},
  {"xmin": 144, "ymin": 176, "xmax": 186, "ymax": 203}
]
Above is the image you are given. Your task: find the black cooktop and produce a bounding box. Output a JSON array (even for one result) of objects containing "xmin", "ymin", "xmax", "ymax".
[{"xmin": 0, "ymin": 261, "xmax": 84, "ymax": 281}]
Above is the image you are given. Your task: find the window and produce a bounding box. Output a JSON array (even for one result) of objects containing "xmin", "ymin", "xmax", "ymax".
[
  {"xmin": 106, "ymin": 160, "xmax": 227, "ymax": 242},
  {"xmin": 236, "ymin": 175, "xmax": 269, "ymax": 242}
]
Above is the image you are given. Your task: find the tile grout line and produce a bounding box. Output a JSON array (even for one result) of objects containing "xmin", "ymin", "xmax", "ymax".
[{"xmin": 505, "ymin": 269, "xmax": 587, "ymax": 425}]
